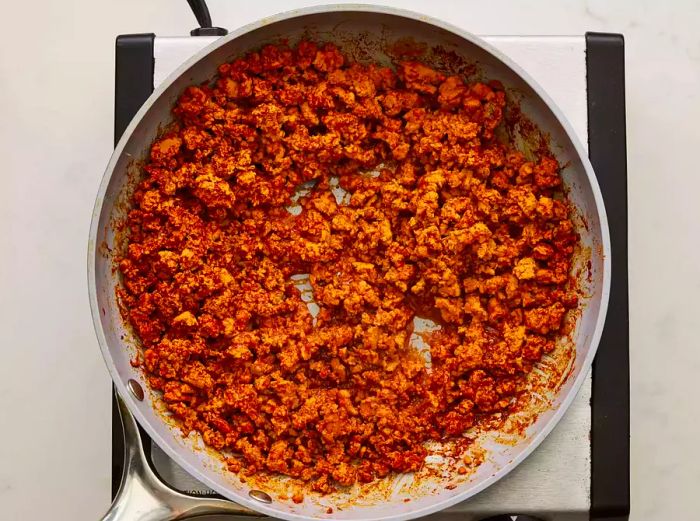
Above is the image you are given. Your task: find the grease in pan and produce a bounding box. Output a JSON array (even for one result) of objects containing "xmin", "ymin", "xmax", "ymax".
[{"xmin": 117, "ymin": 41, "xmax": 581, "ymax": 501}]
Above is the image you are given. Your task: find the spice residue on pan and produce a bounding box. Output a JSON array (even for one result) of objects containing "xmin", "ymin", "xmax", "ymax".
[{"xmin": 113, "ymin": 40, "xmax": 582, "ymax": 501}]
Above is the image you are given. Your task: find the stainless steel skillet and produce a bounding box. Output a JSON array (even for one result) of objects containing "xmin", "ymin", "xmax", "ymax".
[{"xmin": 89, "ymin": 5, "xmax": 610, "ymax": 521}]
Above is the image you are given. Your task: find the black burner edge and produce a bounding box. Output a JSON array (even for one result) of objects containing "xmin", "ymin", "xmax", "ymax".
[
  {"xmin": 112, "ymin": 33, "xmax": 155, "ymax": 499},
  {"xmin": 115, "ymin": 33, "xmax": 155, "ymax": 146},
  {"xmin": 586, "ymin": 33, "xmax": 631, "ymax": 521}
]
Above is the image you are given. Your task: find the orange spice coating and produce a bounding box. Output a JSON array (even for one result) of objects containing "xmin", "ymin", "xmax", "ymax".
[{"xmin": 119, "ymin": 41, "xmax": 579, "ymax": 494}]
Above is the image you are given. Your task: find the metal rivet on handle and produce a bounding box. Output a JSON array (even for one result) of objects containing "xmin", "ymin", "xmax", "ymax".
[
  {"xmin": 127, "ymin": 379, "xmax": 144, "ymax": 401},
  {"xmin": 249, "ymin": 490, "xmax": 272, "ymax": 503}
]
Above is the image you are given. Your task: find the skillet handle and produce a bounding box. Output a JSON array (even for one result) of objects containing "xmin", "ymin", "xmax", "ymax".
[{"xmin": 100, "ymin": 392, "xmax": 257, "ymax": 520}]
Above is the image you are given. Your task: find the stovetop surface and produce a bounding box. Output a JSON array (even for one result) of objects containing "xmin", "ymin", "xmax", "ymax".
[{"xmin": 113, "ymin": 33, "xmax": 629, "ymax": 521}]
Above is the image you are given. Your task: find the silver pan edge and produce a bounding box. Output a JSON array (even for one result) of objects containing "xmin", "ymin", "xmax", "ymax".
[{"xmin": 88, "ymin": 5, "xmax": 611, "ymax": 520}]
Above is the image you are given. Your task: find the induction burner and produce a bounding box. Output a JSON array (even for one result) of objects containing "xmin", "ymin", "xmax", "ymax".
[{"xmin": 110, "ymin": 24, "xmax": 629, "ymax": 521}]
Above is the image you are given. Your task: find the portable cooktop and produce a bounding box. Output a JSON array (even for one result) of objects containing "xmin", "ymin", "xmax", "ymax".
[{"xmin": 110, "ymin": 12, "xmax": 629, "ymax": 521}]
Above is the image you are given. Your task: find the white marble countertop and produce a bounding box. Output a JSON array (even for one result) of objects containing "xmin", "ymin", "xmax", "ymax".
[{"xmin": 0, "ymin": 1, "xmax": 697, "ymax": 520}]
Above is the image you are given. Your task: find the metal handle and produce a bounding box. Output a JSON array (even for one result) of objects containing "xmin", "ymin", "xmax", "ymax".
[{"xmin": 101, "ymin": 393, "xmax": 257, "ymax": 521}]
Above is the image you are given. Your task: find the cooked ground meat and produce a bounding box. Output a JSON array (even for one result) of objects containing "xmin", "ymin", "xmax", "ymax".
[{"xmin": 119, "ymin": 41, "xmax": 579, "ymax": 495}]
